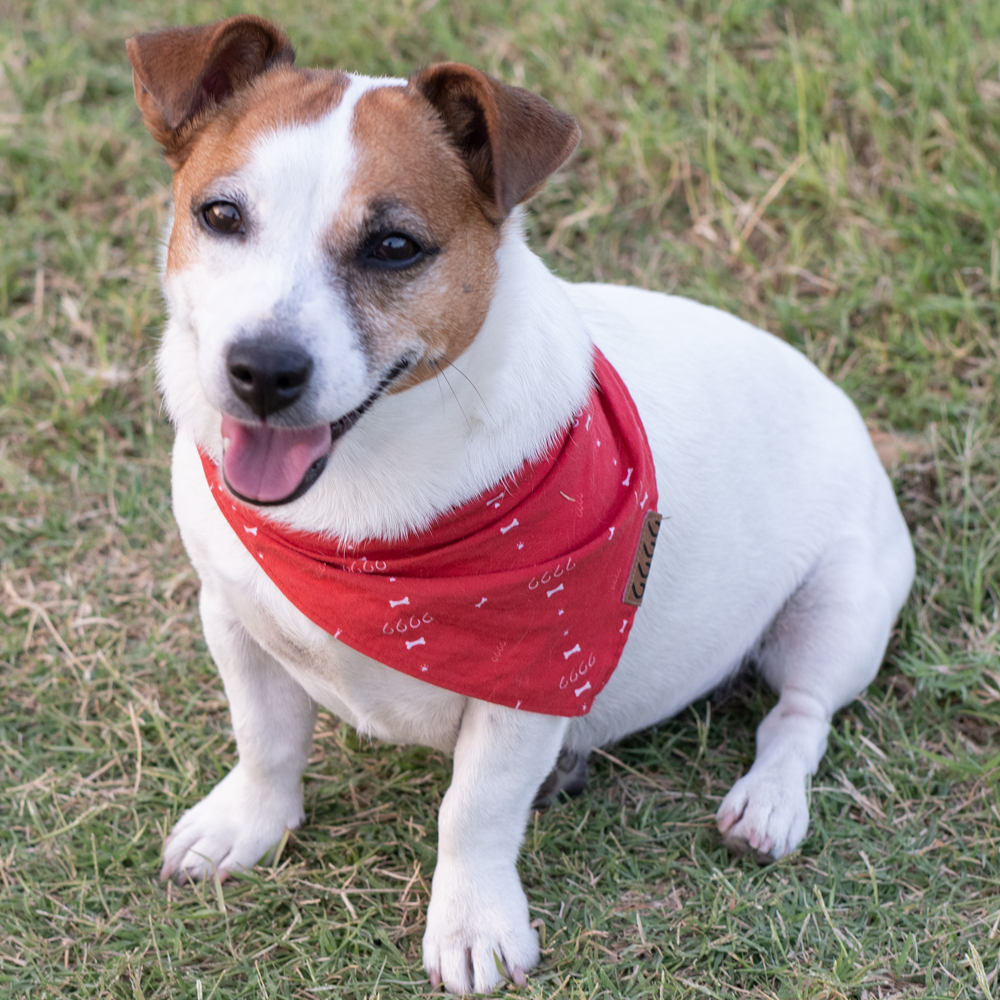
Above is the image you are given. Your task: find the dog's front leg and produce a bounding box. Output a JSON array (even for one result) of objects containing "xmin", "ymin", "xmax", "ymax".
[
  {"xmin": 423, "ymin": 700, "xmax": 567, "ymax": 994},
  {"xmin": 161, "ymin": 582, "xmax": 317, "ymax": 882}
]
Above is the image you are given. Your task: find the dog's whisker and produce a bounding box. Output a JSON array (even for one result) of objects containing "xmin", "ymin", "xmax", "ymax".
[
  {"xmin": 431, "ymin": 358, "xmax": 472, "ymax": 430},
  {"xmin": 437, "ymin": 354, "xmax": 494, "ymax": 424},
  {"xmin": 429, "ymin": 356, "xmax": 448, "ymax": 415}
]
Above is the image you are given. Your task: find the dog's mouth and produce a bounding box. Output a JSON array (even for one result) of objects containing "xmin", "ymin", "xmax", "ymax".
[{"xmin": 220, "ymin": 359, "xmax": 411, "ymax": 506}]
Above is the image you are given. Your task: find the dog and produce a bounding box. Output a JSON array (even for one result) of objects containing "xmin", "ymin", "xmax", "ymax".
[{"xmin": 127, "ymin": 15, "xmax": 915, "ymax": 994}]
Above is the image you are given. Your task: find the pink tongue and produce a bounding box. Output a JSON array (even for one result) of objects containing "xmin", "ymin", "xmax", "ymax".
[{"xmin": 221, "ymin": 416, "xmax": 333, "ymax": 503}]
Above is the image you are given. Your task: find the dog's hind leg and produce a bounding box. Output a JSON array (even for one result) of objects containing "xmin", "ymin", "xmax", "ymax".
[
  {"xmin": 532, "ymin": 748, "xmax": 589, "ymax": 809},
  {"xmin": 716, "ymin": 525, "xmax": 913, "ymax": 860},
  {"xmin": 161, "ymin": 582, "xmax": 317, "ymax": 882}
]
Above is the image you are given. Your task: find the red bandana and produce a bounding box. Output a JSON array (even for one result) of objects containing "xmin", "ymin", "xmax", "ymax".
[{"xmin": 201, "ymin": 348, "xmax": 657, "ymax": 716}]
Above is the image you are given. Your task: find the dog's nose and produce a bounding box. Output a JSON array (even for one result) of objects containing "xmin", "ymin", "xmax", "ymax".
[{"xmin": 226, "ymin": 339, "xmax": 314, "ymax": 419}]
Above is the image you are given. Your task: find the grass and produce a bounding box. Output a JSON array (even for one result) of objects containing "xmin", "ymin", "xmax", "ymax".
[{"xmin": 2, "ymin": 0, "xmax": 1000, "ymax": 996}]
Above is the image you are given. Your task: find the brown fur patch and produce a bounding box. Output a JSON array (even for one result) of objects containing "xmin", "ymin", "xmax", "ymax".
[
  {"xmin": 127, "ymin": 16, "xmax": 295, "ymax": 167},
  {"xmin": 166, "ymin": 67, "xmax": 349, "ymax": 273},
  {"xmin": 412, "ymin": 63, "xmax": 580, "ymax": 219},
  {"xmin": 329, "ymin": 84, "xmax": 500, "ymax": 390}
]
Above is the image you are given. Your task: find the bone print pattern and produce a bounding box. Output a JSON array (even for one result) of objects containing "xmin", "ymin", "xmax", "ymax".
[{"xmin": 203, "ymin": 349, "xmax": 658, "ymax": 716}]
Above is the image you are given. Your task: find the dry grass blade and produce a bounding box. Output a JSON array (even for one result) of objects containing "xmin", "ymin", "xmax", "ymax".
[
  {"xmin": 731, "ymin": 152, "xmax": 808, "ymax": 253},
  {"xmin": 967, "ymin": 943, "xmax": 993, "ymax": 1000}
]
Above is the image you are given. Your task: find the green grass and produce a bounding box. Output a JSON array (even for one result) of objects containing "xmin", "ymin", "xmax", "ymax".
[{"xmin": 2, "ymin": 0, "xmax": 1000, "ymax": 996}]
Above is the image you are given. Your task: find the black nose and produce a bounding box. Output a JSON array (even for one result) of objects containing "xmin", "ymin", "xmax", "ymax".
[{"xmin": 227, "ymin": 338, "xmax": 314, "ymax": 420}]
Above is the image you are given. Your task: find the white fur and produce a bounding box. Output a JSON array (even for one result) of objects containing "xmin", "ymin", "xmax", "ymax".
[
  {"xmin": 159, "ymin": 75, "xmax": 401, "ymax": 463},
  {"xmin": 158, "ymin": 81, "xmax": 915, "ymax": 995}
]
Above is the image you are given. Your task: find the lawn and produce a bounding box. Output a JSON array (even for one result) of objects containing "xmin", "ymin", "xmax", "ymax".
[{"xmin": 2, "ymin": 0, "xmax": 1000, "ymax": 997}]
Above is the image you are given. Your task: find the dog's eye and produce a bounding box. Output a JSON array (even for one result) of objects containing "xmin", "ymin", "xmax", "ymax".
[
  {"xmin": 372, "ymin": 233, "xmax": 421, "ymax": 265},
  {"xmin": 203, "ymin": 201, "xmax": 244, "ymax": 234}
]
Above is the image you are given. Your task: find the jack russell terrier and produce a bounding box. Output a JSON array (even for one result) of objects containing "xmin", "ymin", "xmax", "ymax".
[{"xmin": 127, "ymin": 15, "xmax": 915, "ymax": 994}]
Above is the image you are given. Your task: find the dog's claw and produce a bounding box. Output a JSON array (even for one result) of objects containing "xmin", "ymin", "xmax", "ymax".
[
  {"xmin": 510, "ymin": 966, "xmax": 527, "ymax": 987},
  {"xmin": 428, "ymin": 968, "xmax": 441, "ymax": 990},
  {"xmin": 716, "ymin": 807, "xmax": 738, "ymax": 834}
]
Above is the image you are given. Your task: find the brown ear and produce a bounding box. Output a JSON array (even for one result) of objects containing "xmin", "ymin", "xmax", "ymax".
[
  {"xmin": 410, "ymin": 64, "xmax": 580, "ymax": 220},
  {"xmin": 126, "ymin": 16, "xmax": 294, "ymax": 166}
]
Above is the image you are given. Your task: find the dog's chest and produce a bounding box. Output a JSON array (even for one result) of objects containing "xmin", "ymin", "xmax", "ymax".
[{"xmin": 172, "ymin": 435, "xmax": 466, "ymax": 749}]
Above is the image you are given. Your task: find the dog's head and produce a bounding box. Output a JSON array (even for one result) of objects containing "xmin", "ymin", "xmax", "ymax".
[{"xmin": 128, "ymin": 16, "xmax": 579, "ymax": 506}]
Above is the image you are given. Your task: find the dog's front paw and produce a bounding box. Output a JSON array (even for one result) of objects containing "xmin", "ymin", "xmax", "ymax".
[
  {"xmin": 716, "ymin": 765, "xmax": 809, "ymax": 862},
  {"xmin": 161, "ymin": 763, "xmax": 304, "ymax": 882},
  {"xmin": 423, "ymin": 863, "xmax": 538, "ymax": 994}
]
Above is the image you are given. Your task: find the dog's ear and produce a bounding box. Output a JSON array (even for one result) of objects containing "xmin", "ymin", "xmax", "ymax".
[
  {"xmin": 126, "ymin": 16, "xmax": 294, "ymax": 167},
  {"xmin": 410, "ymin": 64, "xmax": 580, "ymax": 220}
]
